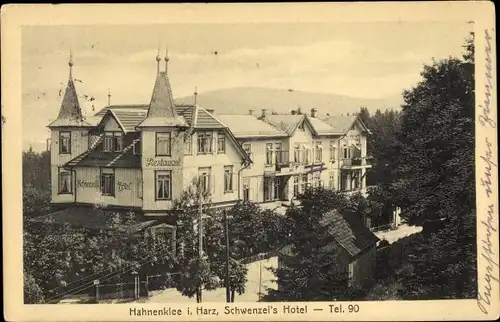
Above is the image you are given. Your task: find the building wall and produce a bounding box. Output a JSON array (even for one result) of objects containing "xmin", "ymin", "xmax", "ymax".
[
  {"xmin": 141, "ymin": 128, "xmax": 184, "ymax": 213},
  {"xmin": 238, "ymin": 137, "xmax": 288, "ymax": 203},
  {"xmin": 183, "ymin": 130, "xmax": 244, "ymax": 205},
  {"xmin": 74, "ymin": 166, "xmax": 142, "ymax": 207},
  {"xmin": 50, "ymin": 128, "xmax": 90, "ymax": 204},
  {"xmin": 350, "ymin": 246, "xmax": 377, "ymax": 287}
]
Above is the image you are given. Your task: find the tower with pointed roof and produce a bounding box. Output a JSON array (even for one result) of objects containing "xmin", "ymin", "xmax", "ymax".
[
  {"xmin": 138, "ymin": 49, "xmax": 189, "ymax": 211},
  {"xmin": 48, "ymin": 52, "xmax": 97, "ymax": 205}
]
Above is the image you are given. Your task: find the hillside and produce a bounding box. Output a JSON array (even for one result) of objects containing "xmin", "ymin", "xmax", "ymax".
[{"xmin": 175, "ymin": 87, "xmax": 402, "ymax": 116}]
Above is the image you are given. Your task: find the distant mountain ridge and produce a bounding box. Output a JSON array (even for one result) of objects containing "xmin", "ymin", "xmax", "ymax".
[{"xmin": 175, "ymin": 87, "xmax": 403, "ymax": 116}]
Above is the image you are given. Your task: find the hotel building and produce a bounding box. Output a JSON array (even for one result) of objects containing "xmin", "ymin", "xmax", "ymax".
[{"xmin": 46, "ymin": 53, "xmax": 372, "ymax": 224}]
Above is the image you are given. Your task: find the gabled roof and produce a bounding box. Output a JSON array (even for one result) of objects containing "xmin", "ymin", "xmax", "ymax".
[
  {"xmin": 308, "ymin": 117, "xmax": 344, "ymax": 136},
  {"xmin": 320, "ymin": 208, "xmax": 379, "ymax": 258},
  {"xmin": 321, "ymin": 115, "xmax": 371, "ymax": 135},
  {"xmin": 217, "ymin": 114, "xmax": 287, "ymax": 138},
  {"xmin": 262, "ymin": 114, "xmax": 306, "ymax": 136}
]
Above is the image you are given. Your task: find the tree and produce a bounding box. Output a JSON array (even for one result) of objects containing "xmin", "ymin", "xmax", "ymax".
[
  {"xmin": 23, "ymin": 211, "xmax": 176, "ymax": 303},
  {"xmin": 394, "ymin": 34, "xmax": 476, "ymax": 299},
  {"xmin": 264, "ymin": 188, "xmax": 352, "ymax": 301},
  {"xmin": 172, "ymin": 178, "xmax": 220, "ymax": 302}
]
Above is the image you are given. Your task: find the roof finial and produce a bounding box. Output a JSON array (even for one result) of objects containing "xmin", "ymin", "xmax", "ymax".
[
  {"xmin": 69, "ymin": 48, "xmax": 74, "ymax": 79},
  {"xmin": 108, "ymin": 88, "xmax": 111, "ymax": 106},
  {"xmin": 194, "ymin": 86, "xmax": 198, "ymax": 105},
  {"xmin": 156, "ymin": 44, "xmax": 161, "ymax": 74},
  {"xmin": 164, "ymin": 45, "xmax": 169, "ymax": 74}
]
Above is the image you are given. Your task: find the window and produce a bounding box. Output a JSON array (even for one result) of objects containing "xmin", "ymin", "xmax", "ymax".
[
  {"xmin": 293, "ymin": 176, "xmax": 300, "ymax": 197},
  {"xmin": 156, "ymin": 171, "xmax": 172, "ymax": 200},
  {"xmin": 275, "ymin": 143, "xmax": 283, "ymax": 165},
  {"xmin": 133, "ymin": 139, "xmax": 141, "ymax": 155},
  {"xmin": 184, "ymin": 135, "xmax": 192, "ymax": 155},
  {"xmin": 300, "ymin": 174, "xmax": 308, "ymax": 193},
  {"xmin": 343, "ymin": 147, "xmax": 351, "ymax": 159},
  {"xmin": 313, "ymin": 172, "xmax": 321, "ymax": 188},
  {"xmin": 266, "ymin": 143, "xmax": 273, "ymax": 165},
  {"xmin": 198, "ymin": 167, "xmax": 212, "ymax": 195},
  {"xmin": 329, "ymin": 142, "xmax": 336, "ymax": 161},
  {"xmin": 298, "ymin": 122, "xmax": 305, "ymax": 131},
  {"xmin": 273, "ymin": 177, "xmax": 281, "ymax": 200},
  {"xmin": 243, "ymin": 180, "xmax": 250, "ymax": 202},
  {"xmin": 243, "ymin": 143, "xmax": 252, "ymax": 161},
  {"xmin": 302, "ymin": 147, "xmax": 311, "ymax": 164},
  {"xmin": 264, "ymin": 177, "xmax": 280, "ymax": 201},
  {"xmin": 103, "ymin": 132, "xmax": 123, "ymax": 152},
  {"xmin": 58, "ymin": 168, "xmax": 72, "ymax": 194},
  {"xmin": 224, "ymin": 166, "xmax": 234, "ymax": 193},
  {"xmin": 293, "ymin": 144, "xmax": 300, "ymax": 163},
  {"xmin": 59, "ymin": 132, "xmax": 71, "ymax": 154},
  {"xmin": 104, "ymin": 133, "xmax": 113, "ymax": 152},
  {"xmin": 197, "ymin": 132, "xmax": 213, "ymax": 154},
  {"xmin": 217, "ymin": 131, "xmax": 226, "ymax": 154},
  {"xmin": 100, "ymin": 168, "xmax": 115, "ymax": 196},
  {"xmin": 156, "ymin": 133, "xmax": 172, "ymax": 156},
  {"xmin": 329, "ymin": 172, "xmax": 336, "ymax": 190},
  {"xmin": 314, "ymin": 141, "xmax": 322, "ymax": 163},
  {"xmin": 113, "ymin": 133, "xmax": 123, "ymax": 152}
]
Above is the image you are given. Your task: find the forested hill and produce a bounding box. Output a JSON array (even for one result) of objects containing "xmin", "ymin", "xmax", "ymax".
[{"xmin": 175, "ymin": 87, "xmax": 402, "ymax": 116}]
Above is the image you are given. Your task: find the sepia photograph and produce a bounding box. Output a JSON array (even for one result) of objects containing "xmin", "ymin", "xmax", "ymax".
[{"xmin": 2, "ymin": 2, "xmax": 498, "ymax": 321}]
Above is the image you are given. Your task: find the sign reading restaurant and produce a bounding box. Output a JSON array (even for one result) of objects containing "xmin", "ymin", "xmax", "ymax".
[{"xmin": 145, "ymin": 158, "xmax": 181, "ymax": 168}]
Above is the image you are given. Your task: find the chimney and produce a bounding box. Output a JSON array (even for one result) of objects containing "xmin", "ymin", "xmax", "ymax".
[
  {"xmin": 291, "ymin": 110, "xmax": 297, "ymax": 115},
  {"xmin": 311, "ymin": 108, "xmax": 317, "ymax": 118},
  {"xmin": 249, "ymin": 109, "xmax": 254, "ymax": 115},
  {"xmin": 261, "ymin": 109, "xmax": 267, "ymax": 118}
]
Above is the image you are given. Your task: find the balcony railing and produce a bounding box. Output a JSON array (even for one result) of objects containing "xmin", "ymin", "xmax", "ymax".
[
  {"xmin": 342, "ymin": 157, "xmax": 366, "ymax": 167},
  {"xmin": 275, "ymin": 150, "xmax": 290, "ymax": 167}
]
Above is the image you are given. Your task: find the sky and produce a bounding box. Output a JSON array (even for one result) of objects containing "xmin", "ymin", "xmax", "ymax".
[{"xmin": 22, "ymin": 22, "xmax": 472, "ymax": 151}]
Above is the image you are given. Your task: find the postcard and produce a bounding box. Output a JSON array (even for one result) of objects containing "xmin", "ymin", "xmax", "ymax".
[{"xmin": 1, "ymin": 2, "xmax": 498, "ymax": 321}]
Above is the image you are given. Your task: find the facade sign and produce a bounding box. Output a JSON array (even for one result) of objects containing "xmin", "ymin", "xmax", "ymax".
[
  {"xmin": 77, "ymin": 180, "xmax": 99, "ymax": 188},
  {"xmin": 117, "ymin": 181, "xmax": 132, "ymax": 192},
  {"xmin": 145, "ymin": 158, "xmax": 181, "ymax": 168}
]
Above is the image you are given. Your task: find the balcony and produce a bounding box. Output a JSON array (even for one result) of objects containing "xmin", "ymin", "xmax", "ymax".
[
  {"xmin": 341, "ymin": 157, "xmax": 371, "ymax": 168},
  {"xmin": 275, "ymin": 150, "xmax": 290, "ymax": 170}
]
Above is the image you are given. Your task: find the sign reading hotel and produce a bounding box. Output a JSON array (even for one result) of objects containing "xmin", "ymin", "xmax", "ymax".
[{"xmin": 145, "ymin": 158, "xmax": 181, "ymax": 168}]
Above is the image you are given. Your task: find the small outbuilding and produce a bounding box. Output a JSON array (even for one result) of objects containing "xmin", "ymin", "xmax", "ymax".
[{"xmin": 278, "ymin": 208, "xmax": 379, "ymax": 288}]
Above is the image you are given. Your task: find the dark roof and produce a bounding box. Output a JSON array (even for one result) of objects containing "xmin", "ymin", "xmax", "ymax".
[
  {"xmin": 138, "ymin": 72, "xmax": 188, "ymax": 128},
  {"xmin": 320, "ymin": 208, "xmax": 379, "ymax": 257},
  {"xmin": 65, "ymin": 133, "xmax": 141, "ymax": 168},
  {"xmin": 48, "ymin": 78, "xmax": 96, "ymax": 128},
  {"xmin": 30, "ymin": 206, "xmax": 156, "ymax": 233},
  {"xmin": 75, "ymin": 151, "xmax": 141, "ymax": 168}
]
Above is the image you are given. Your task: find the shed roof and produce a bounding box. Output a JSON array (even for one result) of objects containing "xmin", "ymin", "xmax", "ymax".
[{"xmin": 320, "ymin": 208, "xmax": 380, "ymax": 257}]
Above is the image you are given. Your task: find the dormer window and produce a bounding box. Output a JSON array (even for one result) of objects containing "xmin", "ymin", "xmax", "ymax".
[
  {"xmin": 103, "ymin": 132, "xmax": 123, "ymax": 152},
  {"xmin": 113, "ymin": 134, "xmax": 123, "ymax": 152}
]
